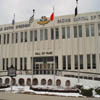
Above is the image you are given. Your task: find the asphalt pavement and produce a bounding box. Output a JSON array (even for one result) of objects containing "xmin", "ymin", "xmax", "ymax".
[{"xmin": 0, "ymin": 92, "xmax": 100, "ymax": 100}]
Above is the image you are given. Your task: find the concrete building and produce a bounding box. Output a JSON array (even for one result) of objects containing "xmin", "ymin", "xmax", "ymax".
[{"xmin": 0, "ymin": 11, "xmax": 100, "ymax": 86}]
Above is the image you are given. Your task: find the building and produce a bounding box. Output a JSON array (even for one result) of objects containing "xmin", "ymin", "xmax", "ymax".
[{"xmin": 0, "ymin": 11, "xmax": 100, "ymax": 86}]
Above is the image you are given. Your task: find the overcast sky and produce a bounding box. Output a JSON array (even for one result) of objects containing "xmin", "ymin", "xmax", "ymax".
[{"xmin": 0, "ymin": 0, "xmax": 100, "ymax": 25}]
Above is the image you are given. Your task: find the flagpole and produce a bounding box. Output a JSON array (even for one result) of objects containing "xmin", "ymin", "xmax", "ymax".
[
  {"xmin": 52, "ymin": 6, "xmax": 56, "ymax": 87},
  {"xmin": 31, "ymin": 9, "xmax": 35, "ymax": 85},
  {"xmin": 12, "ymin": 14, "xmax": 15, "ymax": 67},
  {"xmin": 10, "ymin": 13, "xmax": 15, "ymax": 92},
  {"xmin": 75, "ymin": 0, "xmax": 80, "ymax": 83}
]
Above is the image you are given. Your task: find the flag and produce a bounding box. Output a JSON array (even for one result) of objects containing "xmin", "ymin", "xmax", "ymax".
[
  {"xmin": 29, "ymin": 15, "xmax": 34, "ymax": 24},
  {"xmin": 12, "ymin": 14, "xmax": 15, "ymax": 25},
  {"xmin": 50, "ymin": 12, "xmax": 54, "ymax": 21},
  {"xmin": 75, "ymin": 6, "xmax": 78, "ymax": 17}
]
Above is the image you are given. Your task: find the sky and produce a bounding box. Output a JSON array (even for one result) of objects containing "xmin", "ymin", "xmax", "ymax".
[{"xmin": 0, "ymin": 0, "xmax": 100, "ymax": 25}]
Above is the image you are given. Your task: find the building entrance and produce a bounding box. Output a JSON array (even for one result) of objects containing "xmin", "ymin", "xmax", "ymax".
[{"xmin": 32, "ymin": 56, "xmax": 58, "ymax": 75}]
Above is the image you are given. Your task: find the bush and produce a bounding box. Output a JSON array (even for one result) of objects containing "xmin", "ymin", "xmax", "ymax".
[
  {"xmin": 75, "ymin": 85, "xmax": 83, "ymax": 90},
  {"xmin": 95, "ymin": 88, "xmax": 100, "ymax": 95},
  {"xmin": 80, "ymin": 88, "xmax": 93, "ymax": 97}
]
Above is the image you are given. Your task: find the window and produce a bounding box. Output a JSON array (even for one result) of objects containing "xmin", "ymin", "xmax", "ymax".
[
  {"xmin": 75, "ymin": 55, "xmax": 78, "ymax": 69},
  {"xmin": 80, "ymin": 55, "xmax": 83, "ymax": 69},
  {"xmin": 74, "ymin": 26, "xmax": 77, "ymax": 38},
  {"xmin": 67, "ymin": 26, "xmax": 70, "ymax": 38},
  {"xmin": 55, "ymin": 56, "xmax": 58, "ymax": 69},
  {"xmin": 25, "ymin": 32, "xmax": 27, "ymax": 42},
  {"xmin": 20, "ymin": 32, "xmax": 23, "ymax": 42},
  {"xmin": 92, "ymin": 54, "xmax": 96, "ymax": 69},
  {"xmin": 12, "ymin": 33, "xmax": 14, "ymax": 43},
  {"xmin": 55, "ymin": 28, "xmax": 59, "ymax": 39},
  {"xmin": 51, "ymin": 28, "xmax": 54, "ymax": 40},
  {"xmin": 6, "ymin": 58, "xmax": 8, "ymax": 70},
  {"xmin": 7, "ymin": 34, "xmax": 9, "ymax": 44},
  {"xmin": 40, "ymin": 29, "xmax": 43, "ymax": 40},
  {"xmin": 15, "ymin": 33, "xmax": 18, "ymax": 43},
  {"xmin": 11, "ymin": 58, "xmax": 13, "ymax": 65},
  {"xmin": 98, "ymin": 24, "xmax": 100, "ymax": 36},
  {"xmin": 98, "ymin": 15, "xmax": 100, "ymax": 19},
  {"xmin": 91, "ymin": 24, "xmax": 95, "ymax": 36},
  {"xmin": 20, "ymin": 58, "xmax": 23, "ymax": 70},
  {"xmin": 67, "ymin": 55, "xmax": 71, "ymax": 70},
  {"xmin": 79, "ymin": 25, "xmax": 82, "ymax": 37},
  {"xmin": 34, "ymin": 30, "xmax": 37, "ymax": 41},
  {"xmin": 0, "ymin": 35, "xmax": 1, "ymax": 44},
  {"xmin": 4, "ymin": 34, "xmax": 6, "ymax": 44},
  {"xmin": 24, "ymin": 58, "xmax": 27, "ymax": 70},
  {"xmin": 44, "ymin": 29, "xmax": 48, "ymax": 40},
  {"xmin": 62, "ymin": 56, "xmax": 66, "ymax": 70},
  {"xmin": 15, "ymin": 58, "xmax": 17, "ymax": 70},
  {"xmin": 62, "ymin": 27, "xmax": 65, "ymax": 39},
  {"xmin": 87, "ymin": 54, "xmax": 91, "ymax": 69},
  {"xmin": 30, "ymin": 31, "xmax": 33, "ymax": 41},
  {"xmin": 2, "ymin": 58, "xmax": 5, "ymax": 70},
  {"xmin": 86, "ymin": 24, "xmax": 89, "ymax": 37}
]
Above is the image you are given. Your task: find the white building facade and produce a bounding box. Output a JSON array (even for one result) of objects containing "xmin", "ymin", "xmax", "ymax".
[{"xmin": 0, "ymin": 11, "xmax": 100, "ymax": 80}]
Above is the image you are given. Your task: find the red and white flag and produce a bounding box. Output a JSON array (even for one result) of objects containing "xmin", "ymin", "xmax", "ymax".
[{"xmin": 50, "ymin": 12, "xmax": 54, "ymax": 21}]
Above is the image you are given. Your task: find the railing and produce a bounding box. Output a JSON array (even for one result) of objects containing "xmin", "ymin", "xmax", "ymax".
[{"xmin": 0, "ymin": 69, "xmax": 100, "ymax": 81}]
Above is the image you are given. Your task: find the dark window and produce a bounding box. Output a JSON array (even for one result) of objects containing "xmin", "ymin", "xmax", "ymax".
[
  {"xmin": 87, "ymin": 54, "xmax": 91, "ymax": 69},
  {"xmin": 80, "ymin": 55, "xmax": 83, "ymax": 69},
  {"xmin": 44, "ymin": 29, "xmax": 48, "ymax": 40},
  {"xmin": 86, "ymin": 24, "xmax": 89, "ymax": 37},
  {"xmin": 75, "ymin": 55, "xmax": 78, "ymax": 69},
  {"xmin": 2, "ymin": 58, "xmax": 5, "ymax": 70},
  {"xmin": 0, "ymin": 35, "xmax": 1, "ymax": 44},
  {"xmin": 98, "ymin": 24, "xmax": 100, "ymax": 36},
  {"xmin": 15, "ymin": 33, "xmax": 18, "ymax": 43},
  {"xmin": 91, "ymin": 24, "xmax": 95, "ymax": 36},
  {"xmin": 24, "ymin": 58, "xmax": 27, "ymax": 70},
  {"xmin": 63, "ymin": 56, "xmax": 66, "ymax": 70},
  {"xmin": 21, "ymin": 32, "xmax": 23, "ymax": 42},
  {"xmin": 15, "ymin": 58, "xmax": 17, "ymax": 70},
  {"xmin": 30, "ymin": 31, "xmax": 33, "ymax": 41},
  {"xmin": 12, "ymin": 33, "xmax": 14, "ymax": 43},
  {"xmin": 20, "ymin": 58, "xmax": 23, "ymax": 70},
  {"xmin": 55, "ymin": 28, "xmax": 59, "ymax": 39},
  {"xmin": 25, "ymin": 32, "xmax": 27, "ymax": 42},
  {"xmin": 67, "ymin": 26, "xmax": 70, "ymax": 38},
  {"xmin": 55, "ymin": 56, "xmax": 58, "ymax": 69},
  {"xmin": 62, "ymin": 27, "xmax": 65, "ymax": 39},
  {"xmin": 4, "ymin": 34, "xmax": 6, "ymax": 44},
  {"xmin": 92, "ymin": 54, "xmax": 96, "ymax": 69},
  {"xmin": 40, "ymin": 29, "xmax": 43, "ymax": 40},
  {"xmin": 74, "ymin": 26, "xmax": 77, "ymax": 38},
  {"xmin": 51, "ymin": 28, "xmax": 54, "ymax": 40},
  {"xmin": 79, "ymin": 25, "xmax": 82, "ymax": 37},
  {"xmin": 67, "ymin": 55, "xmax": 71, "ymax": 70},
  {"xmin": 7, "ymin": 34, "xmax": 9, "ymax": 44},
  {"xmin": 34, "ymin": 30, "xmax": 37, "ymax": 41},
  {"xmin": 6, "ymin": 58, "xmax": 8, "ymax": 70}
]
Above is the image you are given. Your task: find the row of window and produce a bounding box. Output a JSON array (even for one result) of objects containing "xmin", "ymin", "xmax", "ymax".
[
  {"xmin": 0, "ymin": 24, "xmax": 100, "ymax": 44},
  {"xmin": 62, "ymin": 54, "xmax": 96, "ymax": 70},
  {"xmin": 2, "ymin": 57, "xmax": 27, "ymax": 71},
  {"xmin": 2, "ymin": 54, "xmax": 96, "ymax": 71}
]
